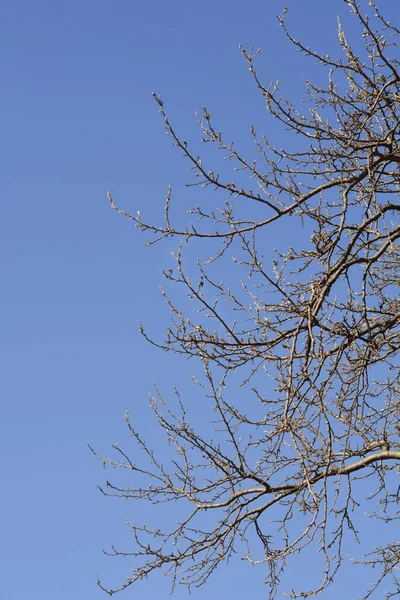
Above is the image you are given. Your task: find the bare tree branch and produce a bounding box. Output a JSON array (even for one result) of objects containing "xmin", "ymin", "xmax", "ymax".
[{"xmin": 96, "ymin": 2, "xmax": 400, "ymax": 598}]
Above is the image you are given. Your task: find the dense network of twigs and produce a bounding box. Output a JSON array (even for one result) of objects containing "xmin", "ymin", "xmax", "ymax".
[{"xmin": 95, "ymin": 1, "xmax": 400, "ymax": 597}]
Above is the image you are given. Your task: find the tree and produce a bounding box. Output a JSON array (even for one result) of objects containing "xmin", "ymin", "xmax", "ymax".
[{"xmin": 94, "ymin": 1, "xmax": 400, "ymax": 597}]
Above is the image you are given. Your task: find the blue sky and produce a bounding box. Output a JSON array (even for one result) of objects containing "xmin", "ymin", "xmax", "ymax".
[{"xmin": 1, "ymin": 1, "xmax": 399, "ymax": 599}]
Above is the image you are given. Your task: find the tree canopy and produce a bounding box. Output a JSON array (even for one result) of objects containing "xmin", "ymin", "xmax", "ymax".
[{"xmin": 95, "ymin": 1, "xmax": 400, "ymax": 597}]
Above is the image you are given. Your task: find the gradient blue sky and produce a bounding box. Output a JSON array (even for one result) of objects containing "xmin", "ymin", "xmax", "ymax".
[{"xmin": 1, "ymin": 1, "xmax": 399, "ymax": 599}]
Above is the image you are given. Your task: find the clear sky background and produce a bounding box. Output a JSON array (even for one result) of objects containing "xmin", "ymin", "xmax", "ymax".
[{"xmin": 1, "ymin": 1, "xmax": 399, "ymax": 599}]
